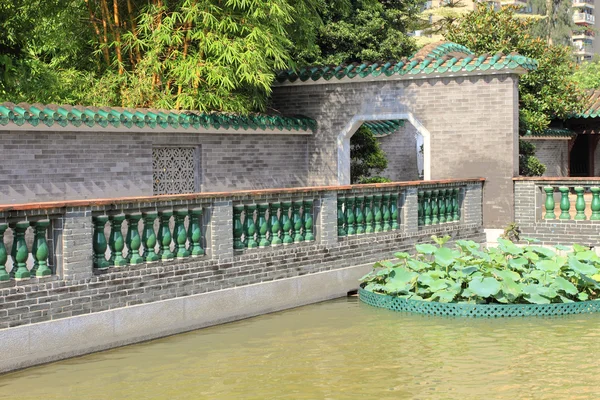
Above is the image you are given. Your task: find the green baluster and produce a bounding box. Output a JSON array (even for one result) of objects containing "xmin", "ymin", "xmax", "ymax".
[
  {"xmin": 373, "ymin": 194, "xmax": 383, "ymax": 233},
  {"xmin": 245, "ymin": 205, "xmax": 258, "ymax": 249},
  {"xmin": 158, "ymin": 210, "xmax": 174, "ymax": 260},
  {"xmin": 13, "ymin": 221, "xmax": 30, "ymax": 280},
  {"xmin": 270, "ymin": 203, "xmax": 283, "ymax": 246},
  {"xmin": 444, "ymin": 189, "xmax": 452, "ymax": 222},
  {"xmin": 382, "ymin": 194, "xmax": 391, "ymax": 232},
  {"xmin": 543, "ymin": 187, "xmax": 556, "ymax": 219},
  {"xmin": 32, "ymin": 220, "xmax": 51, "ymax": 277},
  {"xmin": 431, "ymin": 190, "xmax": 439, "ymax": 225},
  {"xmin": 355, "ymin": 197, "xmax": 365, "ymax": 234},
  {"xmin": 188, "ymin": 208, "xmax": 204, "ymax": 256},
  {"xmin": 257, "ymin": 203, "xmax": 271, "ymax": 248},
  {"xmin": 417, "ymin": 191, "xmax": 424, "ymax": 226},
  {"xmin": 30, "ymin": 221, "xmax": 38, "ymax": 276},
  {"xmin": 365, "ymin": 196, "xmax": 374, "ymax": 233},
  {"xmin": 390, "ymin": 193, "xmax": 399, "ymax": 230},
  {"xmin": 0, "ymin": 224, "xmax": 8, "ymax": 281},
  {"xmin": 346, "ymin": 197, "xmax": 356, "ymax": 236},
  {"xmin": 109, "ymin": 214, "xmax": 127, "ymax": 266},
  {"xmin": 142, "ymin": 211, "xmax": 159, "ymax": 262},
  {"xmin": 303, "ymin": 200, "xmax": 315, "ymax": 242},
  {"xmin": 233, "ymin": 205, "xmax": 245, "ymax": 249},
  {"xmin": 559, "ymin": 186, "xmax": 571, "ymax": 220},
  {"xmin": 439, "ymin": 190, "xmax": 447, "ymax": 224},
  {"xmin": 452, "ymin": 188, "xmax": 460, "ymax": 221},
  {"xmin": 174, "ymin": 209, "xmax": 190, "ymax": 258},
  {"xmin": 281, "ymin": 202, "xmax": 293, "ymax": 245},
  {"xmin": 424, "ymin": 191, "xmax": 432, "ymax": 226},
  {"xmin": 574, "ymin": 187, "xmax": 586, "ymax": 220},
  {"xmin": 591, "ymin": 187, "xmax": 600, "ymax": 221},
  {"xmin": 9, "ymin": 222, "xmax": 16, "ymax": 278},
  {"xmin": 292, "ymin": 201, "xmax": 304, "ymax": 243},
  {"xmin": 337, "ymin": 197, "xmax": 347, "ymax": 237},
  {"xmin": 125, "ymin": 213, "xmax": 144, "ymax": 264}
]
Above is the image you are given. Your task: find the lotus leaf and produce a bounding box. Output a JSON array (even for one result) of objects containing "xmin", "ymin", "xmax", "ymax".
[
  {"xmin": 535, "ymin": 259, "xmax": 561, "ymax": 273},
  {"xmin": 434, "ymin": 247, "xmax": 458, "ymax": 267},
  {"xmin": 528, "ymin": 246, "xmax": 556, "ymax": 258},
  {"xmin": 468, "ymin": 277, "xmax": 501, "ymax": 298},
  {"xmin": 394, "ymin": 252, "xmax": 410, "ymax": 259},
  {"xmin": 430, "ymin": 289, "xmax": 456, "ymax": 303},
  {"xmin": 551, "ymin": 276, "xmax": 578, "ymax": 295},
  {"xmin": 568, "ymin": 257, "xmax": 597, "ymax": 275},
  {"xmin": 572, "ymin": 243, "xmax": 589, "ymax": 253},
  {"xmin": 498, "ymin": 238, "xmax": 523, "ymax": 255},
  {"xmin": 407, "ymin": 259, "xmax": 430, "ymax": 272},
  {"xmin": 415, "ymin": 243, "xmax": 437, "ymax": 254},
  {"xmin": 522, "ymin": 285, "xmax": 551, "ymax": 304}
]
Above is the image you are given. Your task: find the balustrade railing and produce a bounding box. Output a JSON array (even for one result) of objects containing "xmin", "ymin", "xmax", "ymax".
[
  {"xmin": 93, "ymin": 207, "xmax": 205, "ymax": 270},
  {"xmin": 417, "ymin": 187, "xmax": 461, "ymax": 227},
  {"xmin": 337, "ymin": 192, "xmax": 400, "ymax": 237},
  {"xmin": 233, "ymin": 199, "xmax": 315, "ymax": 250},
  {"xmin": 541, "ymin": 185, "xmax": 600, "ymax": 221}
]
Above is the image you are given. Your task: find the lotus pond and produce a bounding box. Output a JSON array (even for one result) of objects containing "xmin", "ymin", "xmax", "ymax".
[{"xmin": 2, "ymin": 297, "xmax": 600, "ymax": 399}]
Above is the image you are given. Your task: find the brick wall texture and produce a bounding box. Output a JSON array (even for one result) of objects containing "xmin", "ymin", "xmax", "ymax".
[
  {"xmin": 377, "ymin": 124, "xmax": 419, "ymax": 182},
  {"xmin": 527, "ymin": 139, "xmax": 569, "ymax": 177}
]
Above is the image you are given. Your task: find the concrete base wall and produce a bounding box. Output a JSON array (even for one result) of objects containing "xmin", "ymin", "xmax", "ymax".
[{"xmin": 0, "ymin": 264, "xmax": 368, "ymax": 374}]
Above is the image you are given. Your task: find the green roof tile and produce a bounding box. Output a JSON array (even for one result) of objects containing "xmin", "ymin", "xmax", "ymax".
[{"xmin": 363, "ymin": 120, "xmax": 405, "ymax": 136}]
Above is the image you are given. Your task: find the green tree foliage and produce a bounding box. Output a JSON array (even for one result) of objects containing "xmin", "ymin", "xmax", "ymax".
[
  {"xmin": 350, "ymin": 126, "xmax": 389, "ymax": 184},
  {"xmin": 446, "ymin": 5, "xmax": 584, "ymax": 135},
  {"xmin": 294, "ymin": 0, "xmax": 426, "ymax": 66},
  {"xmin": 519, "ymin": 140, "xmax": 546, "ymax": 177},
  {"xmin": 572, "ymin": 59, "xmax": 600, "ymax": 89},
  {"xmin": 530, "ymin": 0, "xmax": 575, "ymax": 47}
]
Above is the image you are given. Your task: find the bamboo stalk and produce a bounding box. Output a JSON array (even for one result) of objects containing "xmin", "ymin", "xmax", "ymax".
[
  {"xmin": 112, "ymin": 0, "xmax": 124, "ymax": 74},
  {"xmin": 87, "ymin": 0, "xmax": 110, "ymax": 65}
]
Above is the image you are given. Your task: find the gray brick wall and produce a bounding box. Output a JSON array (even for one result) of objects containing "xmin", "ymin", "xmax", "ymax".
[
  {"xmin": 377, "ymin": 124, "xmax": 419, "ymax": 181},
  {"xmin": 525, "ymin": 139, "xmax": 569, "ymax": 177}
]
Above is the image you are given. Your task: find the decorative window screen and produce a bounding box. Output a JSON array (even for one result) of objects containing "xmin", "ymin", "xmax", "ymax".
[{"xmin": 152, "ymin": 147, "xmax": 197, "ymax": 195}]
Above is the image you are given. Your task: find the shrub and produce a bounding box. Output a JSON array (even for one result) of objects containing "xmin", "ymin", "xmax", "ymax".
[{"xmin": 360, "ymin": 236, "xmax": 600, "ymax": 304}]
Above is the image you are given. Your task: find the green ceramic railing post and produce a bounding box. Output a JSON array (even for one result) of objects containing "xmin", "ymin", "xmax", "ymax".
[
  {"xmin": 30, "ymin": 221, "xmax": 39, "ymax": 276},
  {"xmin": 281, "ymin": 202, "xmax": 293, "ymax": 245},
  {"xmin": 13, "ymin": 221, "xmax": 30, "ymax": 280},
  {"xmin": 390, "ymin": 193, "xmax": 399, "ymax": 230},
  {"xmin": 438, "ymin": 190, "xmax": 447, "ymax": 224},
  {"xmin": 9, "ymin": 222, "xmax": 16, "ymax": 279},
  {"xmin": 431, "ymin": 190, "xmax": 440, "ymax": 225},
  {"xmin": 257, "ymin": 203, "xmax": 271, "ymax": 248},
  {"xmin": 444, "ymin": 189, "xmax": 452, "ymax": 222},
  {"xmin": 424, "ymin": 191, "xmax": 432, "ymax": 226},
  {"xmin": 188, "ymin": 208, "xmax": 204, "ymax": 256},
  {"xmin": 158, "ymin": 210, "xmax": 174, "ymax": 260},
  {"xmin": 452, "ymin": 188, "xmax": 460, "ymax": 221},
  {"xmin": 346, "ymin": 197, "xmax": 356, "ymax": 236},
  {"xmin": 382, "ymin": 194, "xmax": 391, "ymax": 232},
  {"xmin": 591, "ymin": 187, "xmax": 600, "ymax": 220},
  {"xmin": 174, "ymin": 209, "xmax": 190, "ymax": 258},
  {"xmin": 337, "ymin": 197, "xmax": 347, "ymax": 237},
  {"xmin": 293, "ymin": 201, "xmax": 304, "ymax": 243},
  {"xmin": 245, "ymin": 205, "xmax": 258, "ymax": 249},
  {"xmin": 233, "ymin": 205, "xmax": 245, "ymax": 249},
  {"xmin": 270, "ymin": 203, "xmax": 283, "ymax": 246},
  {"xmin": 559, "ymin": 187, "xmax": 571, "ymax": 220},
  {"xmin": 0, "ymin": 224, "xmax": 9, "ymax": 281},
  {"xmin": 125, "ymin": 213, "xmax": 144, "ymax": 264},
  {"xmin": 93, "ymin": 215, "xmax": 110, "ymax": 269},
  {"xmin": 373, "ymin": 194, "xmax": 383, "ymax": 233},
  {"xmin": 109, "ymin": 214, "xmax": 127, "ymax": 266},
  {"xmin": 574, "ymin": 187, "xmax": 586, "ymax": 220},
  {"xmin": 543, "ymin": 187, "xmax": 556, "ymax": 219},
  {"xmin": 142, "ymin": 212, "xmax": 159, "ymax": 262},
  {"xmin": 355, "ymin": 197, "xmax": 365, "ymax": 234},
  {"xmin": 303, "ymin": 200, "xmax": 315, "ymax": 242},
  {"xmin": 417, "ymin": 191, "xmax": 424, "ymax": 226},
  {"xmin": 32, "ymin": 220, "xmax": 51, "ymax": 277},
  {"xmin": 365, "ymin": 196, "xmax": 374, "ymax": 233}
]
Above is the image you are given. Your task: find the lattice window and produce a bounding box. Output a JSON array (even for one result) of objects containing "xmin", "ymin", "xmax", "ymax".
[{"xmin": 152, "ymin": 147, "xmax": 197, "ymax": 195}]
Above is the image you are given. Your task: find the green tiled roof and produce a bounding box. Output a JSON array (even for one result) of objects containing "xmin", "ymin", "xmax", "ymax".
[
  {"xmin": 523, "ymin": 128, "xmax": 575, "ymax": 138},
  {"xmin": 276, "ymin": 41, "xmax": 538, "ymax": 84},
  {"xmin": 0, "ymin": 103, "xmax": 317, "ymax": 132},
  {"xmin": 576, "ymin": 90, "xmax": 600, "ymax": 118},
  {"xmin": 363, "ymin": 120, "xmax": 405, "ymax": 136}
]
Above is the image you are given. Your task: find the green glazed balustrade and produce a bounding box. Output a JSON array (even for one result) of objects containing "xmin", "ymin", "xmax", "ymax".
[
  {"xmin": 337, "ymin": 193, "xmax": 400, "ymax": 237},
  {"xmin": 93, "ymin": 207, "xmax": 205, "ymax": 270},
  {"xmin": 542, "ymin": 185, "xmax": 600, "ymax": 221},
  {"xmin": 0, "ymin": 103, "xmax": 317, "ymax": 133},
  {"xmin": 417, "ymin": 187, "xmax": 461, "ymax": 227},
  {"xmin": 233, "ymin": 200, "xmax": 315, "ymax": 250},
  {"xmin": 0, "ymin": 219, "xmax": 52, "ymax": 281}
]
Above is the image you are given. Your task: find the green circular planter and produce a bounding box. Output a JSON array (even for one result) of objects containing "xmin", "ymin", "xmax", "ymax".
[{"xmin": 358, "ymin": 288, "xmax": 600, "ymax": 318}]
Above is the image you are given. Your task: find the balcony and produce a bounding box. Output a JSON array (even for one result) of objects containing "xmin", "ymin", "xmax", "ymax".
[
  {"xmin": 574, "ymin": 12, "xmax": 595, "ymax": 24},
  {"xmin": 573, "ymin": 0, "xmax": 594, "ymax": 8},
  {"xmin": 501, "ymin": 0, "xmax": 528, "ymax": 7},
  {"xmin": 572, "ymin": 30, "xmax": 595, "ymax": 40},
  {"xmin": 573, "ymin": 44, "xmax": 595, "ymax": 56}
]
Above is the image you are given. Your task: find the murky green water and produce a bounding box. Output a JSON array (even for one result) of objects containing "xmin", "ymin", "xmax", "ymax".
[{"xmin": 2, "ymin": 297, "xmax": 600, "ymax": 399}]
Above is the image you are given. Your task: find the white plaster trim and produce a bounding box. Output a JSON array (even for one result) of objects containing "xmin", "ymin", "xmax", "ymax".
[
  {"xmin": 337, "ymin": 113, "xmax": 431, "ymax": 184},
  {"xmin": 275, "ymin": 68, "xmax": 529, "ymax": 87}
]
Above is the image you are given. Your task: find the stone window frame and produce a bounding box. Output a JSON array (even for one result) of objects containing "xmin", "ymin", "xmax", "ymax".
[{"xmin": 152, "ymin": 145, "xmax": 202, "ymax": 195}]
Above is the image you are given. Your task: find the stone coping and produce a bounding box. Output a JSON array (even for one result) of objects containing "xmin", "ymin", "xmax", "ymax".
[
  {"xmin": 0, "ymin": 178, "xmax": 484, "ymax": 212},
  {"xmin": 358, "ymin": 288, "xmax": 600, "ymax": 317},
  {"xmin": 514, "ymin": 177, "xmax": 600, "ymax": 181}
]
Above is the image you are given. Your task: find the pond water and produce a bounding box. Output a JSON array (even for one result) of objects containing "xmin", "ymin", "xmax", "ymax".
[{"xmin": 1, "ymin": 296, "xmax": 600, "ymax": 399}]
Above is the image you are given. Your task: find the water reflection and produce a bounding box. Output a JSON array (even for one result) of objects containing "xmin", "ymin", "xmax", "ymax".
[{"xmin": 1, "ymin": 297, "xmax": 599, "ymax": 399}]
